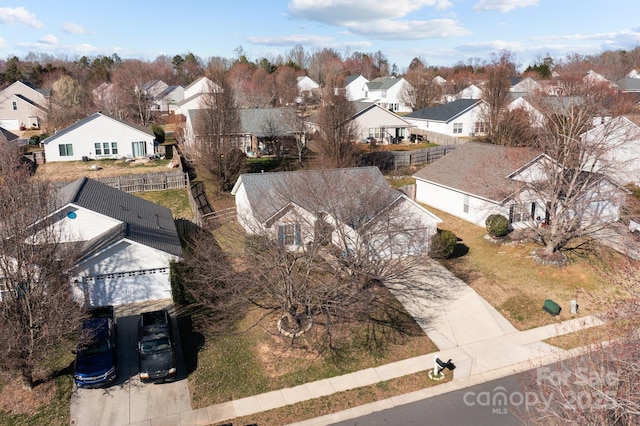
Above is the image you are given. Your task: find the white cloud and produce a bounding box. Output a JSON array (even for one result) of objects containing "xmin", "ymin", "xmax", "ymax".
[
  {"xmin": 347, "ymin": 19, "xmax": 470, "ymax": 40},
  {"xmin": 0, "ymin": 37, "xmax": 7, "ymax": 49},
  {"xmin": 0, "ymin": 7, "xmax": 44, "ymax": 28},
  {"xmin": 288, "ymin": 0, "xmax": 452, "ymax": 24},
  {"xmin": 39, "ymin": 34, "xmax": 58, "ymax": 45},
  {"xmin": 473, "ymin": 0, "xmax": 538, "ymax": 13},
  {"xmin": 246, "ymin": 34, "xmax": 335, "ymax": 46},
  {"xmin": 63, "ymin": 22, "xmax": 91, "ymax": 34}
]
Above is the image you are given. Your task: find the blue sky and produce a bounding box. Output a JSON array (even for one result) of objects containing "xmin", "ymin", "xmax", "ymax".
[{"xmin": 1, "ymin": 1, "xmax": 639, "ymax": 71}]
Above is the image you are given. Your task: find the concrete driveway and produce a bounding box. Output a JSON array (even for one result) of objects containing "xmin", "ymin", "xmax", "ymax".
[{"xmin": 69, "ymin": 301, "xmax": 191, "ymax": 426}]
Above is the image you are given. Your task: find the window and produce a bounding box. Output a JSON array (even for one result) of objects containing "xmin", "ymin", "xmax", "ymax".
[
  {"xmin": 94, "ymin": 143, "xmax": 102, "ymax": 155},
  {"xmin": 131, "ymin": 141, "xmax": 147, "ymax": 157},
  {"xmin": 509, "ymin": 204, "xmax": 527, "ymax": 223},
  {"xmin": 368, "ymin": 128, "xmax": 381, "ymax": 139},
  {"xmin": 12, "ymin": 101, "xmax": 17, "ymax": 111},
  {"xmin": 278, "ymin": 223, "xmax": 301, "ymax": 246},
  {"xmin": 463, "ymin": 194, "xmax": 470, "ymax": 213},
  {"xmin": 59, "ymin": 144, "xmax": 74, "ymax": 157},
  {"xmin": 111, "ymin": 142, "xmax": 118, "ymax": 155},
  {"xmin": 453, "ymin": 123, "xmax": 463, "ymax": 134},
  {"xmin": 474, "ymin": 122, "xmax": 488, "ymax": 134},
  {"xmin": 389, "ymin": 103, "xmax": 398, "ymax": 112}
]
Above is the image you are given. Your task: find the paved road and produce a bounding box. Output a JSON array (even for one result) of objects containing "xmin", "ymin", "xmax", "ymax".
[
  {"xmin": 329, "ymin": 368, "xmax": 533, "ymax": 426},
  {"xmin": 69, "ymin": 302, "xmax": 191, "ymax": 426}
]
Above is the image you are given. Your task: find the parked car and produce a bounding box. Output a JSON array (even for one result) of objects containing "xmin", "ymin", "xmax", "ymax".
[
  {"xmin": 137, "ymin": 309, "xmax": 177, "ymax": 383},
  {"xmin": 73, "ymin": 306, "xmax": 118, "ymax": 388}
]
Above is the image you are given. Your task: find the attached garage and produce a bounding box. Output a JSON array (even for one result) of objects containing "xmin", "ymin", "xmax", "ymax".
[
  {"xmin": 0, "ymin": 119, "xmax": 19, "ymax": 130},
  {"xmin": 79, "ymin": 268, "xmax": 173, "ymax": 306}
]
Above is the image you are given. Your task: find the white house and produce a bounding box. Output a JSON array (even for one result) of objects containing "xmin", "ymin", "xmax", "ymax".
[
  {"xmin": 413, "ymin": 142, "xmax": 624, "ymax": 229},
  {"xmin": 48, "ymin": 177, "xmax": 183, "ymax": 306},
  {"xmin": 42, "ymin": 112, "xmax": 155, "ymax": 162},
  {"xmin": 0, "ymin": 80, "xmax": 49, "ymax": 130},
  {"xmin": 509, "ymin": 77, "xmax": 542, "ymax": 93},
  {"xmin": 296, "ymin": 75, "xmax": 320, "ymax": 104},
  {"xmin": 404, "ymin": 99, "xmax": 486, "ymax": 138},
  {"xmin": 152, "ymin": 85, "xmax": 185, "ymax": 113},
  {"xmin": 176, "ymin": 76, "xmax": 222, "ymax": 115},
  {"xmin": 231, "ymin": 167, "xmax": 441, "ymax": 258},
  {"xmin": 339, "ymin": 75, "xmax": 369, "ymax": 101},
  {"xmin": 351, "ymin": 102, "xmax": 411, "ymax": 144},
  {"xmin": 582, "ymin": 115, "xmax": 640, "ymax": 186},
  {"xmin": 363, "ymin": 76, "xmax": 413, "ymax": 113}
]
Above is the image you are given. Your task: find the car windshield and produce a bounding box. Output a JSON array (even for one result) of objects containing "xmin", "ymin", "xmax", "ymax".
[
  {"xmin": 140, "ymin": 337, "xmax": 171, "ymax": 354},
  {"xmin": 77, "ymin": 338, "xmax": 111, "ymax": 355}
]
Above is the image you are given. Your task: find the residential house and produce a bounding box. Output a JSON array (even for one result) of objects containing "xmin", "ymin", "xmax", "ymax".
[
  {"xmin": 184, "ymin": 107, "xmax": 304, "ymax": 155},
  {"xmin": 447, "ymin": 83, "xmax": 483, "ymax": 101},
  {"xmin": 296, "ymin": 75, "xmax": 320, "ymax": 103},
  {"xmin": 338, "ymin": 75, "xmax": 413, "ymax": 112},
  {"xmin": 0, "ymin": 80, "xmax": 49, "ymax": 130},
  {"xmin": 581, "ymin": 115, "xmax": 640, "ymax": 186},
  {"xmin": 338, "ymin": 75, "xmax": 369, "ymax": 101},
  {"xmin": 42, "ymin": 112, "xmax": 155, "ymax": 162},
  {"xmin": 509, "ymin": 77, "xmax": 542, "ymax": 93},
  {"xmin": 363, "ymin": 76, "xmax": 413, "ymax": 113},
  {"xmin": 231, "ymin": 167, "xmax": 441, "ymax": 258},
  {"xmin": 0, "ymin": 127, "xmax": 19, "ymax": 144},
  {"xmin": 175, "ymin": 76, "xmax": 221, "ymax": 115},
  {"xmin": 152, "ymin": 85, "xmax": 185, "ymax": 113},
  {"xmin": 413, "ymin": 142, "xmax": 623, "ymax": 229},
  {"xmin": 52, "ymin": 177, "xmax": 182, "ymax": 306},
  {"xmin": 404, "ymin": 99, "xmax": 486, "ymax": 138},
  {"xmin": 350, "ymin": 102, "xmax": 411, "ymax": 144}
]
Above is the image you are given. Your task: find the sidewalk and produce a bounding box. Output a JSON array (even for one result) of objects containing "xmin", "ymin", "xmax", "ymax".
[
  {"xmin": 138, "ymin": 258, "xmax": 605, "ymax": 426},
  {"xmin": 142, "ymin": 315, "xmax": 602, "ymax": 426}
]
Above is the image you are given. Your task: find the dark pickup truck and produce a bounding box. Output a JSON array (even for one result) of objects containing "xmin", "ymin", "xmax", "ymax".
[
  {"xmin": 73, "ymin": 306, "xmax": 118, "ymax": 388},
  {"xmin": 138, "ymin": 309, "xmax": 177, "ymax": 383}
]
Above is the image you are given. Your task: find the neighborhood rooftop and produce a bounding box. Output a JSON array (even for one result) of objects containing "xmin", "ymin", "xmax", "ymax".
[{"xmin": 57, "ymin": 177, "xmax": 183, "ymax": 257}]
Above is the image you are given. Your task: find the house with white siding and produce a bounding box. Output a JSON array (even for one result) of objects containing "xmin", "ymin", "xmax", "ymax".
[
  {"xmin": 0, "ymin": 81, "xmax": 49, "ymax": 130},
  {"xmin": 42, "ymin": 112, "xmax": 155, "ymax": 162},
  {"xmin": 404, "ymin": 99, "xmax": 486, "ymax": 138}
]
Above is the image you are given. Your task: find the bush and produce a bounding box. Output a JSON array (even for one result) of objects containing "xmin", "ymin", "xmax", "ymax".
[
  {"xmin": 430, "ymin": 229, "xmax": 457, "ymax": 258},
  {"xmin": 152, "ymin": 124, "xmax": 165, "ymax": 144},
  {"xmin": 486, "ymin": 214, "xmax": 509, "ymax": 237}
]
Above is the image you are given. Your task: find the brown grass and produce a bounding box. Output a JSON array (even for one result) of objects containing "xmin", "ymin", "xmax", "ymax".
[
  {"xmin": 428, "ymin": 206, "xmax": 629, "ymax": 330},
  {"xmin": 35, "ymin": 157, "xmax": 173, "ymax": 182}
]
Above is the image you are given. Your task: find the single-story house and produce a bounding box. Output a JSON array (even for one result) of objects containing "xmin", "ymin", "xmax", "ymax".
[
  {"xmin": 404, "ymin": 99, "xmax": 486, "ymax": 138},
  {"xmin": 53, "ymin": 177, "xmax": 183, "ymax": 306},
  {"xmin": 231, "ymin": 167, "xmax": 441, "ymax": 259},
  {"xmin": 0, "ymin": 80, "xmax": 49, "ymax": 130},
  {"xmin": 413, "ymin": 142, "xmax": 624, "ymax": 229},
  {"xmin": 42, "ymin": 112, "xmax": 156, "ymax": 162},
  {"xmin": 351, "ymin": 102, "xmax": 411, "ymax": 144}
]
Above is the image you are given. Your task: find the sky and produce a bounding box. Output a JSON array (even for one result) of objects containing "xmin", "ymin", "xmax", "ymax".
[{"xmin": 1, "ymin": 0, "xmax": 640, "ymax": 71}]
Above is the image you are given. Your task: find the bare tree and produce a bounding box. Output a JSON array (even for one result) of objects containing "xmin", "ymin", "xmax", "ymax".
[
  {"xmin": 0, "ymin": 143, "xmax": 82, "ymax": 389},
  {"xmin": 46, "ymin": 74, "xmax": 91, "ymax": 132},
  {"xmin": 183, "ymin": 169, "xmax": 438, "ymax": 349},
  {"xmin": 515, "ymin": 81, "xmax": 631, "ymax": 258},
  {"xmin": 314, "ymin": 93, "xmax": 358, "ymax": 168},
  {"xmin": 193, "ymin": 68, "xmax": 245, "ymax": 192},
  {"xmin": 401, "ymin": 68, "xmax": 445, "ymax": 110},
  {"xmin": 111, "ymin": 59, "xmax": 155, "ymax": 125}
]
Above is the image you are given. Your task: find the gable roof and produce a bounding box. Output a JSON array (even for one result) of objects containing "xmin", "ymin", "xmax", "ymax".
[
  {"xmin": 352, "ymin": 102, "xmax": 411, "ymax": 125},
  {"xmin": 43, "ymin": 112, "xmax": 154, "ymax": 144},
  {"xmin": 405, "ymin": 99, "xmax": 483, "ymax": 122},
  {"xmin": 413, "ymin": 142, "xmax": 542, "ymax": 202},
  {"xmin": 344, "ymin": 75, "xmax": 366, "ymax": 86},
  {"xmin": 366, "ymin": 76, "xmax": 403, "ymax": 91},
  {"xmin": 232, "ymin": 167, "xmax": 401, "ymax": 227},
  {"xmin": 57, "ymin": 177, "xmax": 182, "ymax": 257},
  {"xmin": 0, "ymin": 127, "xmax": 19, "ymax": 143},
  {"xmin": 237, "ymin": 108, "xmax": 300, "ymax": 136}
]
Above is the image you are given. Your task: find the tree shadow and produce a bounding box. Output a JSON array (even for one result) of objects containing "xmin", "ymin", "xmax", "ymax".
[
  {"xmin": 449, "ymin": 242, "xmax": 470, "ymax": 258},
  {"xmin": 176, "ymin": 312, "xmax": 205, "ymax": 375}
]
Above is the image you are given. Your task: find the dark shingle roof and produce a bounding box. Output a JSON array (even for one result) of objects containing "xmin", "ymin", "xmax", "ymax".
[
  {"xmin": 43, "ymin": 112, "xmax": 154, "ymax": 144},
  {"xmin": 413, "ymin": 142, "xmax": 541, "ymax": 202},
  {"xmin": 58, "ymin": 177, "xmax": 183, "ymax": 257},
  {"xmin": 234, "ymin": 167, "xmax": 401, "ymax": 228},
  {"xmin": 405, "ymin": 99, "xmax": 482, "ymax": 122}
]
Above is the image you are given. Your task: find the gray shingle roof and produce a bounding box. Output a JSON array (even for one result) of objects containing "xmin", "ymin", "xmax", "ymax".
[
  {"xmin": 58, "ymin": 177, "xmax": 183, "ymax": 257},
  {"xmin": 44, "ymin": 112, "xmax": 154, "ymax": 144},
  {"xmin": 235, "ymin": 167, "xmax": 401, "ymax": 228},
  {"xmin": 405, "ymin": 99, "xmax": 482, "ymax": 122},
  {"xmin": 413, "ymin": 142, "xmax": 541, "ymax": 202},
  {"xmin": 366, "ymin": 77, "xmax": 402, "ymax": 91}
]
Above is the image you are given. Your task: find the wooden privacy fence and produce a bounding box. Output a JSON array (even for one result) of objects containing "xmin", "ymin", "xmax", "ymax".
[
  {"xmin": 96, "ymin": 171, "xmax": 189, "ymax": 193},
  {"xmin": 391, "ymin": 145, "xmax": 458, "ymax": 168}
]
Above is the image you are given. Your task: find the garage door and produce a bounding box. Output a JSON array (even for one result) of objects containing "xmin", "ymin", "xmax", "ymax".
[
  {"xmin": 85, "ymin": 268, "xmax": 172, "ymax": 306},
  {"xmin": 0, "ymin": 119, "xmax": 19, "ymax": 130}
]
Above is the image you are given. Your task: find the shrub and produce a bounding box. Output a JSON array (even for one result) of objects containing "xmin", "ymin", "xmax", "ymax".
[
  {"xmin": 430, "ymin": 229, "xmax": 457, "ymax": 258},
  {"xmin": 152, "ymin": 124, "xmax": 165, "ymax": 144},
  {"xmin": 486, "ymin": 214, "xmax": 509, "ymax": 237}
]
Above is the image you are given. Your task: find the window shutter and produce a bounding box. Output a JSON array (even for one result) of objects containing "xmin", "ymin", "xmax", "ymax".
[{"xmin": 294, "ymin": 224, "xmax": 301, "ymax": 245}]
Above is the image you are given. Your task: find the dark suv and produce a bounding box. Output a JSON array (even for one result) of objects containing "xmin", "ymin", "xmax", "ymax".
[
  {"xmin": 137, "ymin": 309, "xmax": 177, "ymax": 383},
  {"xmin": 73, "ymin": 306, "xmax": 118, "ymax": 388}
]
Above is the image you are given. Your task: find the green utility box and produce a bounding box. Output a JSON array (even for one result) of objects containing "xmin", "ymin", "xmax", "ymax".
[{"xmin": 543, "ymin": 299, "xmax": 561, "ymax": 316}]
